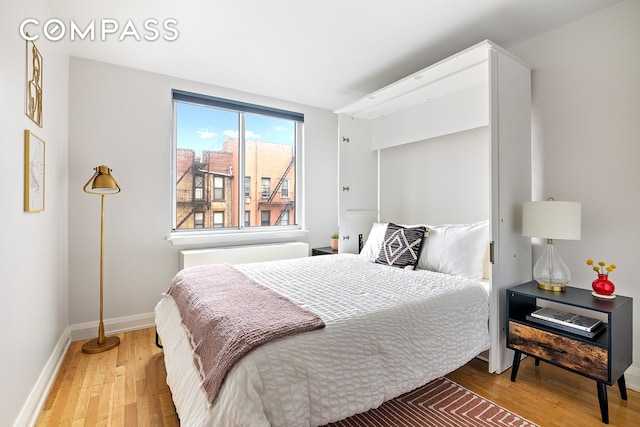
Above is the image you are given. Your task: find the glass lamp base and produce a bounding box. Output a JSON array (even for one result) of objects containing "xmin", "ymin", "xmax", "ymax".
[{"xmin": 533, "ymin": 241, "xmax": 570, "ymax": 292}]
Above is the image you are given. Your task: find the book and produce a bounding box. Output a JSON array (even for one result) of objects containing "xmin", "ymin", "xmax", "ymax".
[
  {"xmin": 526, "ymin": 313, "xmax": 606, "ymax": 339},
  {"xmin": 529, "ymin": 307, "xmax": 602, "ymax": 332}
]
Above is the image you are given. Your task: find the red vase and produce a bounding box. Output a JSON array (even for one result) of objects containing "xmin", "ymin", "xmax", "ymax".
[{"xmin": 592, "ymin": 274, "xmax": 615, "ymax": 296}]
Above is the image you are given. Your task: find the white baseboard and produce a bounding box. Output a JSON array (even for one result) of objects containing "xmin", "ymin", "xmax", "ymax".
[
  {"xmin": 13, "ymin": 327, "xmax": 71, "ymax": 427},
  {"xmin": 15, "ymin": 313, "xmax": 156, "ymax": 427},
  {"xmin": 625, "ymin": 364, "xmax": 640, "ymax": 392},
  {"xmin": 69, "ymin": 312, "xmax": 156, "ymax": 341}
]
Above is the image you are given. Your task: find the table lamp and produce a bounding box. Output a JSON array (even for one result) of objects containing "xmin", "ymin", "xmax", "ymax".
[{"xmin": 522, "ymin": 197, "xmax": 581, "ymax": 291}]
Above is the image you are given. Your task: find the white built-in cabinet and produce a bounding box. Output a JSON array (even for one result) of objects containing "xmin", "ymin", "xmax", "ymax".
[{"xmin": 334, "ymin": 40, "xmax": 532, "ymax": 374}]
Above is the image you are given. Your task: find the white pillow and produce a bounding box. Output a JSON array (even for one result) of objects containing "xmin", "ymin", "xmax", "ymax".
[
  {"xmin": 359, "ymin": 222, "xmax": 389, "ymax": 261},
  {"xmin": 417, "ymin": 220, "xmax": 489, "ymax": 280}
]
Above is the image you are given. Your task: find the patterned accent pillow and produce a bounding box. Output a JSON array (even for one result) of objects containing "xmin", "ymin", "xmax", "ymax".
[{"xmin": 375, "ymin": 223, "xmax": 427, "ymax": 269}]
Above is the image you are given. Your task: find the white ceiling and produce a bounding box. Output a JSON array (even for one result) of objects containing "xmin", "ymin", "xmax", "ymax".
[{"xmin": 49, "ymin": 0, "xmax": 622, "ymax": 110}]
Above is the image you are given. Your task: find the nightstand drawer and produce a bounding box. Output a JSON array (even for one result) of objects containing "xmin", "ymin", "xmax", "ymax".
[{"xmin": 508, "ymin": 321, "xmax": 608, "ymax": 381}]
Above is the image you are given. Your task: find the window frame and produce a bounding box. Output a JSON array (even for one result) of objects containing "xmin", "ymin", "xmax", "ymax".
[
  {"xmin": 194, "ymin": 211, "xmax": 204, "ymax": 228},
  {"xmin": 169, "ymin": 89, "xmax": 306, "ymax": 246},
  {"xmin": 213, "ymin": 175, "xmax": 225, "ymax": 202},
  {"xmin": 261, "ymin": 177, "xmax": 271, "ymax": 198},
  {"xmin": 281, "ymin": 179, "xmax": 290, "ymax": 198}
]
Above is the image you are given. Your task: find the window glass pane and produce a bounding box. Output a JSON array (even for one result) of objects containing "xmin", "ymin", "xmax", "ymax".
[
  {"xmin": 214, "ymin": 176, "xmax": 224, "ymax": 201},
  {"xmin": 261, "ymin": 210, "xmax": 271, "ymax": 226},
  {"xmin": 194, "ymin": 211, "xmax": 204, "ymax": 228},
  {"xmin": 247, "ymin": 113, "xmax": 296, "ymax": 228},
  {"xmin": 244, "ymin": 176, "xmax": 250, "ymax": 197},
  {"xmin": 213, "ymin": 211, "xmax": 224, "ymax": 228},
  {"xmin": 261, "ymin": 178, "xmax": 270, "ymax": 198},
  {"xmin": 176, "ymin": 102, "xmax": 238, "ymax": 230}
]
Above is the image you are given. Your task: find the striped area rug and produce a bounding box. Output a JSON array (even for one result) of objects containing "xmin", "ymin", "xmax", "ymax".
[{"xmin": 325, "ymin": 377, "xmax": 538, "ymax": 427}]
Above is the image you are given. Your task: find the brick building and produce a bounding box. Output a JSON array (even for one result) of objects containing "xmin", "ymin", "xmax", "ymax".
[{"xmin": 175, "ymin": 138, "xmax": 295, "ymax": 230}]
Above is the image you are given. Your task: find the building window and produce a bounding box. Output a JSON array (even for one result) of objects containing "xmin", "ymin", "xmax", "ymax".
[
  {"xmin": 261, "ymin": 177, "xmax": 271, "ymax": 198},
  {"xmin": 281, "ymin": 179, "xmax": 289, "ymax": 198},
  {"xmin": 194, "ymin": 173, "xmax": 204, "ymax": 200},
  {"xmin": 261, "ymin": 210, "xmax": 271, "ymax": 226},
  {"xmin": 244, "ymin": 211, "xmax": 250, "ymax": 227},
  {"xmin": 244, "ymin": 176, "xmax": 251, "ymax": 198},
  {"xmin": 280, "ymin": 210, "xmax": 289, "ymax": 226},
  {"xmin": 213, "ymin": 176, "xmax": 224, "ymax": 201},
  {"xmin": 194, "ymin": 211, "xmax": 204, "ymax": 228},
  {"xmin": 172, "ymin": 90, "xmax": 303, "ymax": 234},
  {"xmin": 213, "ymin": 211, "xmax": 224, "ymax": 228}
]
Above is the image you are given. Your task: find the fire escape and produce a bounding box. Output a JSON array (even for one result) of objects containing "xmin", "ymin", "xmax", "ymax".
[
  {"xmin": 258, "ymin": 156, "xmax": 295, "ymax": 225},
  {"xmin": 176, "ymin": 161, "xmax": 209, "ymax": 229}
]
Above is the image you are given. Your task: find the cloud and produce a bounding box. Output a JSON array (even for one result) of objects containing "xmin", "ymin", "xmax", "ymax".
[
  {"xmin": 222, "ymin": 130, "xmax": 262, "ymax": 140},
  {"xmin": 197, "ymin": 128, "xmax": 216, "ymax": 139}
]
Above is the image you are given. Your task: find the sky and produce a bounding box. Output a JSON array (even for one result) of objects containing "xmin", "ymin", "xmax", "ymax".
[{"xmin": 176, "ymin": 102, "xmax": 295, "ymax": 153}]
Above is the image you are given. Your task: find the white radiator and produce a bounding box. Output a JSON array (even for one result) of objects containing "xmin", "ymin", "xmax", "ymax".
[{"xmin": 179, "ymin": 242, "xmax": 309, "ymax": 270}]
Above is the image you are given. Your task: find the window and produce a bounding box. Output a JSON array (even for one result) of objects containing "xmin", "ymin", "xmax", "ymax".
[
  {"xmin": 244, "ymin": 176, "xmax": 251, "ymax": 198},
  {"xmin": 194, "ymin": 211, "xmax": 204, "ymax": 228},
  {"xmin": 194, "ymin": 174, "xmax": 204, "ymax": 200},
  {"xmin": 261, "ymin": 177, "xmax": 271, "ymax": 198},
  {"xmin": 213, "ymin": 176, "xmax": 224, "ymax": 201},
  {"xmin": 213, "ymin": 211, "xmax": 224, "ymax": 228},
  {"xmin": 261, "ymin": 210, "xmax": 271, "ymax": 226},
  {"xmin": 280, "ymin": 210, "xmax": 289, "ymax": 226},
  {"xmin": 172, "ymin": 90, "xmax": 303, "ymax": 236}
]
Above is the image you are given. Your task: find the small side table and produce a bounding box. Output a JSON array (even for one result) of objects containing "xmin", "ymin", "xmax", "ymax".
[
  {"xmin": 311, "ymin": 246, "xmax": 338, "ymax": 256},
  {"xmin": 507, "ymin": 281, "xmax": 633, "ymax": 424}
]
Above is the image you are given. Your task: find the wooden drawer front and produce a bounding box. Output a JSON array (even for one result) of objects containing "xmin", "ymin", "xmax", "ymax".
[{"xmin": 508, "ymin": 321, "xmax": 608, "ymax": 381}]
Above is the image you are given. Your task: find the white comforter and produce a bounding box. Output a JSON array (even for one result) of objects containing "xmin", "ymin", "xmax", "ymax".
[{"xmin": 155, "ymin": 254, "xmax": 490, "ymax": 427}]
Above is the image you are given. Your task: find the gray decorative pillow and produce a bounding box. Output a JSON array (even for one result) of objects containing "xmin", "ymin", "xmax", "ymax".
[{"xmin": 375, "ymin": 223, "xmax": 427, "ymax": 269}]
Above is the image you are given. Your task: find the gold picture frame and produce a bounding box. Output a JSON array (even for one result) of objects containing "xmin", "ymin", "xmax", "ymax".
[
  {"xmin": 24, "ymin": 130, "xmax": 45, "ymax": 212},
  {"xmin": 25, "ymin": 37, "xmax": 43, "ymax": 127}
]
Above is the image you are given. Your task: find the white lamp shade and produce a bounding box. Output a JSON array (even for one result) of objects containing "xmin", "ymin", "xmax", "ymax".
[{"xmin": 522, "ymin": 200, "xmax": 581, "ymax": 240}]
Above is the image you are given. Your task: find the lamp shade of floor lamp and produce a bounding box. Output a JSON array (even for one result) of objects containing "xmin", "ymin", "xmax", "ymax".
[
  {"xmin": 522, "ymin": 198, "xmax": 581, "ymax": 292},
  {"xmin": 82, "ymin": 165, "xmax": 121, "ymax": 354}
]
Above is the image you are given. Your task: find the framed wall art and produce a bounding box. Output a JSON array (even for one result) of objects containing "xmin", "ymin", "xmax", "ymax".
[
  {"xmin": 25, "ymin": 36, "xmax": 43, "ymax": 127},
  {"xmin": 24, "ymin": 130, "xmax": 45, "ymax": 212}
]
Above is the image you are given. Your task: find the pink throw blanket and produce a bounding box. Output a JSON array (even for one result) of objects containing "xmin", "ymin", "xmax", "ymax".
[{"xmin": 167, "ymin": 263, "xmax": 325, "ymax": 403}]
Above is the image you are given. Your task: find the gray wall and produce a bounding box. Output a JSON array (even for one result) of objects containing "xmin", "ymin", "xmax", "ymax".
[
  {"xmin": 0, "ymin": 0, "xmax": 69, "ymax": 424},
  {"xmin": 509, "ymin": 0, "xmax": 640, "ymax": 384},
  {"xmin": 67, "ymin": 58, "xmax": 339, "ymax": 326}
]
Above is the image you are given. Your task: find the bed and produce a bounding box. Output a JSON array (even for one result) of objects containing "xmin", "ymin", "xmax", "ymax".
[{"xmin": 155, "ymin": 221, "xmax": 491, "ymax": 426}]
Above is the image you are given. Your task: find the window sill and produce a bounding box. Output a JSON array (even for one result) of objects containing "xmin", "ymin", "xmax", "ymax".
[{"xmin": 167, "ymin": 228, "xmax": 308, "ymax": 247}]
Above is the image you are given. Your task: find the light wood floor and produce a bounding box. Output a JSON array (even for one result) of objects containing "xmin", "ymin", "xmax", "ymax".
[
  {"xmin": 36, "ymin": 327, "xmax": 178, "ymax": 426},
  {"xmin": 37, "ymin": 327, "xmax": 639, "ymax": 426}
]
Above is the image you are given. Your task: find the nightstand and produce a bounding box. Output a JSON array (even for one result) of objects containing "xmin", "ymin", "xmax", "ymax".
[
  {"xmin": 507, "ymin": 281, "xmax": 633, "ymax": 424},
  {"xmin": 311, "ymin": 246, "xmax": 338, "ymax": 256}
]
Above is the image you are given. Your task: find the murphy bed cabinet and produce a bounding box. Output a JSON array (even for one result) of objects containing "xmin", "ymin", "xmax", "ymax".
[{"xmin": 334, "ymin": 40, "xmax": 532, "ymax": 374}]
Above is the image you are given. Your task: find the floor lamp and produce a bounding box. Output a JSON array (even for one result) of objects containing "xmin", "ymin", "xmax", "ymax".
[{"xmin": 82, "ymin": 165, "xmax": 121, "ymax": 354}]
